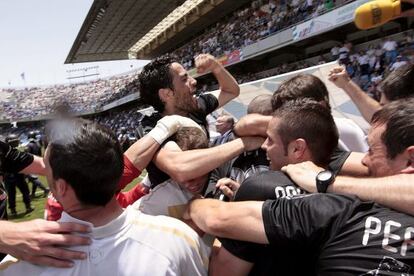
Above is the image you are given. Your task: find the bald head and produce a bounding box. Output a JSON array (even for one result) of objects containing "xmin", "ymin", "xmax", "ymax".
[{"xmin": 247, "ymin": 94, "xmax": 273, "ymax": 115}]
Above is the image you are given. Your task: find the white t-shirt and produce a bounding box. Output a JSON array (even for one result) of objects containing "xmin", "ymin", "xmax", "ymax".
[
  {"xmin": 357, "ymin": 54, "xmax": 369, "ymax": 65},
  {"xmin": 134, "ymin": 179, "xmax": 193, "ymax": 219},
  {"xmin": 134, "ymin": 180, "xmax": 215, "ymax": 250},
  {"xmin": 0, "ymin": 207, "xmax": 209, "ymax": 276},
  {"xmin": 334, "ymin": 117, "xmax": 368, "ymax": 153},
  {"xmin": 382, "ymin": 40, "xmax": 397, "ymax": 51}
]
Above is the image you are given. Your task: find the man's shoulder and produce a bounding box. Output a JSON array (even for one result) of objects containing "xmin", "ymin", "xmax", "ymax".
[
  {"xmin": 125, "ymin": 207, "xmax": 209, "ymax": 272},
  {"xmin": 235, "ymin": 171, "xmax": 305, "ymax": 201},
  {"xmin": 126, "ymin": 206, "xmax": 202, "ymax": 245},
  {"xmin": 243, "ymin": 171, "xmax": 295, "ymax": 187},
  {"xmin": 134, "ymin": 180, "xmax": 192, "ymax": 217}
]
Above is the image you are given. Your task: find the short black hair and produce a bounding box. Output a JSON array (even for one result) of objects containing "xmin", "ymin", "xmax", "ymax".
[
  {"xmin": 273, "ymin": 98, "xmax": 338, "ymax": 167},
  {"xmin": 371, "ymin": 98, "xmax": 414, "ymax": 159},
  {"xmin": 138, "ymin": 55, "xmax": 177, "ymax": 112},
  {"xmin": 381, "ymin": 64, "xmax": 414, "ymax": 101},
  {"xmin": 47, "ymin": 119, "xmax": 123, "ymax": 206},
  {"xmin": 272, "ymin": 74, "xmax": 331, "ymax": 111}
]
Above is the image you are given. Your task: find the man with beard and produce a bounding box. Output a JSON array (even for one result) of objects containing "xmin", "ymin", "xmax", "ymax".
[{"xmin": 138, "ymin": 54, "xmax": 262, "ymax": 189}]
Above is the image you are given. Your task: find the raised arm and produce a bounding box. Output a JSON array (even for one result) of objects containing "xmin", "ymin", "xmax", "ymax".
[
  {"xmin": 195, "ymin": 54, "xmax": 240, "ymax": 108},
  {"xmin": 329, "ymin": 66, "xmax": 381, "ymax": 122}
]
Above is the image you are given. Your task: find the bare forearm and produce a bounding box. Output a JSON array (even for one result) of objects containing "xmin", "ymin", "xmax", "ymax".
[
  {"xmin": 20, "ymin": 156, "xmax": 46, "ymax": 175},
  {"xmin": 342, "ymin": 81, "xmax": 381, "ymax": 122},
  {"xmin": 155, "ymin": 139, "xmax": 246, "ymax": 182},
  {"xmin": 188, "ymin": 199, "xmax": 267, "ymax": 243},
  {"xmin": 329, "ymin": 174, "xmax": 414, "ymax": 215},
  {"xmin": 339, "ymin": 152, "xmax": 370, "ymax": 177},
  {"xmin": 234, "ymin": 115, "xmax": 271, "ymax": 137},
  {"xmin": 124, "ymin": 136, "xmax": 160, "ymax": 172}
]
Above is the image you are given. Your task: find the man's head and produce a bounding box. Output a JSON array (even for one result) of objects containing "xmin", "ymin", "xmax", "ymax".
[
  {"xmin": 262, "ymin": 99, "xmax": 338, "ymax": 170},
  {"xmin": 139, "ymin": 55, "xmax": 198, "ymax": 115},
  {"xmin": 45, "ymin": 119, "xmax": 123, "ymax": 208},
  {"xmin": 362, "ymin": 98, "xmax": 414, "ymax": 177},
  {"xmin": 247, "ymin": 94, "xmax": 273, "ymax": 115},
  {"xmin": 379, "ymin": 63, "xmax": 414, "ymax": 105},
  {"xmin": 171, "ymin": 127, "xmax": 209, "ymax": 194},
  {"xmin": 271, "ymin": 74, "xmax": 331, "ymax": 111},
  {"xmin": 215, "ymin": 115, "xmax": 234, "ymax": 135}
]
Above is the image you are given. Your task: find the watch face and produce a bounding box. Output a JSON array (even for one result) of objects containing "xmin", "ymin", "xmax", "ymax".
[{"xmin": 318, "ymin": 171, "xmax": 332, "ymax": 181}]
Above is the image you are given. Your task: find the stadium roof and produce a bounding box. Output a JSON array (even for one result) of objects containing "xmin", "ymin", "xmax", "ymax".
[{"xmin": 66, "ymin": 0, "xmax": 252, "ymax": 64}]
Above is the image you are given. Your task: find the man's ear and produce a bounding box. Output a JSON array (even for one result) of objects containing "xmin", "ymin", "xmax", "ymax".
[
  {"xmin": 54, "ymin": 178, "xmax": 69, "ymax": 198},
  {"xmin": 288, "ymin": 139, "xmax": 307, "ymax": 160},
  {"xmin": 400, "ymin": 146, "xmax": 414, "ymax": 174},
  {"xmin": 158, "ymin": 88, "xmax": 173, "ymax": 103}
]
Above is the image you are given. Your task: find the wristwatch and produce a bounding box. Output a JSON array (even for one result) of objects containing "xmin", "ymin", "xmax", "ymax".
[{"xmin": 316, "ymin": 170, "xmax": 335, "ymax": 193}]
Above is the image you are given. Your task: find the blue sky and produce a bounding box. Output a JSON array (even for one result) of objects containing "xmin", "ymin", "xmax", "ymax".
[{"xmin": 0, "ymin": 0, "xmax": 148, "ymax": 87}]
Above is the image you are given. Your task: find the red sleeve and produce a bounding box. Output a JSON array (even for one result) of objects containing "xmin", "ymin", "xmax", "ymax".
[
  {"xmin": 116, "ymin": 183, "xmax": 149, "ymax": 208},
  {"xmin": 118, "ymin": 155, "xmax": 142, "ymax": 190},
  {"xmin": 44, "ymin": 193, "xmax": 64, "ymax": 221}
]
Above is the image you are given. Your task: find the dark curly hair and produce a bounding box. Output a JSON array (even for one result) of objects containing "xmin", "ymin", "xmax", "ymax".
[{"xmin": 138, "ymin": 55, "xmax": 177, "ymax": 112}]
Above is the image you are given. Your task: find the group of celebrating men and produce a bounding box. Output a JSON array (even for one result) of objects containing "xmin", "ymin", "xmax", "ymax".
[{"xmin": 0, "ymin": 51, "xmax": 413, "ymax": 275}]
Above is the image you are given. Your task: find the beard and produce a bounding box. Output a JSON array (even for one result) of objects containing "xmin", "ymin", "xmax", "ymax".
[{"xmin": 174, "ymin": 94, "xmax": 199, "ymax": 114}]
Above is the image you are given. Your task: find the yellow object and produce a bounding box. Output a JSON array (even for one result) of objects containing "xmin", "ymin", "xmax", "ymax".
[{"xmin": 354, "ymin": 0, "xmax": 401, "ymax": 29}]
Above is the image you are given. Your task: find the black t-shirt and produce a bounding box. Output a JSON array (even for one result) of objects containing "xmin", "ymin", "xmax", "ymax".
[
  {"xmin": 0, "ymin": 141, "xmax": 34, "ymax": 175},
  {"xmin": 140, "ymin": 94, "xmax": 219, "ymax": 188},
  {"xmin": 221, "ymin": 173, "xmax": 414, "ymax": 275},
  {"xmin": 261, "ymin": 194, "xmax": 414, "ymax": 275}
]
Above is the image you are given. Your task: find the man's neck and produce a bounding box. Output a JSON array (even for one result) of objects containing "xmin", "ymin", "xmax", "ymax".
[
  {"xmin": 64, "ymin": 197, "xmax": 123, "ymax": 227},
  {"xmin": 162, "ymin": 105, "xmax": 189, "ymax": 117}
]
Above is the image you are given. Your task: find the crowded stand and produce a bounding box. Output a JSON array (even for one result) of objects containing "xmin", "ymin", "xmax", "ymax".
[
  {"xmin": 0, "ymin": 70, "xmax": 139, "ymax": 120},
  {"xmin": 173, "ymin": 0, "xmax": 350, "ymax": 69},
  {"xmin": 0, "ymin": 0, "xmax": 353, "ymax": 121},
  {"xmin": 1, "ymin": 0, "xmax": 414, "ymax": 275},
  {"xmin": 3, "ymin": 29, "xmax": 413, "ymax": 122},
  {"xmin": 2, "ymin": 0, "xmax": 412, "ymax": 122}
]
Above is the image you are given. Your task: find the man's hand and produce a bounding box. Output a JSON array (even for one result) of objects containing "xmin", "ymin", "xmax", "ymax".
[
  {"xmin": 215, "ymin": 178, "xmax": 240, "ymax": 200},
  {"xmin": 0, "ymin": 219, "xmax": 91, "ymax": 268},
  {"xmin": 195, "ymin": 54, "xmax": 221, "ymax": 75},
  {"xmin": 148, "ymin": 115, "xmax": 201, "ymax": 144},
  {"xmin": 281, "ymin": 161, "xmax": 324, "ymax": 193},
  {"xmin": 328, "ymin": 66, "xmax": 351, "ymax": 90},
  {"xmin": 240, "ymin": 136, "xmax": 265, "ymax": 152}
]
